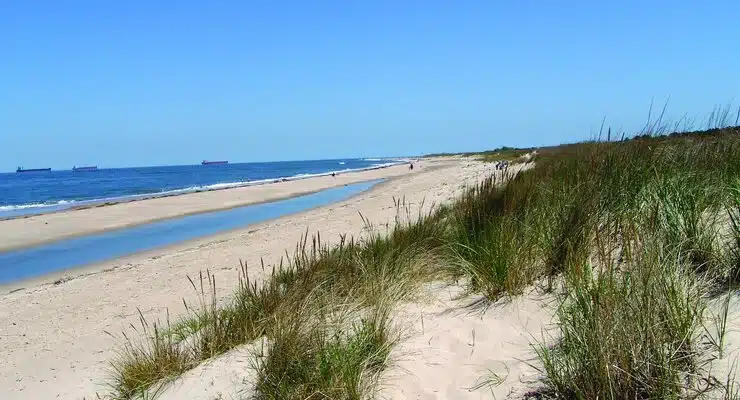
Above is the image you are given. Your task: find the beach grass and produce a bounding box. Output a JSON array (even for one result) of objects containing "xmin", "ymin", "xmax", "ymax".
[
  {"xmin": 106, "ymin": 115, "xmax": 740, "ymax": 399},
  {"xmin": 105, "ymin": 199, "xmax": 447, "ymax": 398},
  {"xmin": 107, "ymin": 311, "xmax": 197, "ymax": 399},
  {"xmin": 251, "ymin": 292, "xmax": 397, "ymax": 399},
  {"xmin": 246, "ymin": 201, "xmax": 448, "ymax": 399},
  {"xmin": 447, "ymin": 123, "xmax": 740, "ymax": 398},
  {"xmin": 537, "ymin": 238, "xmax": 707, "ymax": 399}
]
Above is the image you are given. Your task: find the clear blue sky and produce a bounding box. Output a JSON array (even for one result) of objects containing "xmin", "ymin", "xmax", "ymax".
[{"xmin": 1, "ymin": 1, "xmax": 738, "ymax": 169}]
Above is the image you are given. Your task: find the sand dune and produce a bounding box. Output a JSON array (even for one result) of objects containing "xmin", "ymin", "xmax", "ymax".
[{"xmin": 0, "ymin": 157, "xmax": 504, "ymax": 400}]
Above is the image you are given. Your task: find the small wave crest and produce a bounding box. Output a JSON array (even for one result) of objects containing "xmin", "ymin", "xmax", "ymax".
[
  {"xmin": 0, "ymin": 200, "xmax": 75, "ymax": 212},
  {"xmin": 0, "ymin": 161, "xmax": 406, "ymax": 216}
]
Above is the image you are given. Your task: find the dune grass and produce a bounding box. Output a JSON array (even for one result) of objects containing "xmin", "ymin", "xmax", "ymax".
[
  {"xmin": 442, "ymin": 123, "xmax": 740, "ymax": 398},
  {"xmin": 105, "ymin": 199, "xmax": 448, "ymax": 399},
  {"xmin": 106, "ymin": 118, "xmax": 740, "ymax": 399},
  {"xmin": 537, "ymin": 232, "xmax": 709, "ymax": 399},
  {"xmin": 107, "ymin": 311, "xmax": 197, "ymax": 399},
  {"xmin": 251, "ymin": 291, "xmax": 397, "ymax": 399},
  {"xmin": 247, "ymin": 202, "xmax": 448, "ymax": 399}
]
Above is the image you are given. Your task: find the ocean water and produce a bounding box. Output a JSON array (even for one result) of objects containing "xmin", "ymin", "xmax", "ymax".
[
  {"xmin": 0, "ymin": 158, "xmax": 399, "ymax": 218},
  {"xmin": 0, "ymin": 180, "xmax": 381, "ymax": 284}
]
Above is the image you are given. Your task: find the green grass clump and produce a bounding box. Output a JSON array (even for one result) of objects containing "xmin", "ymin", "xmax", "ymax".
[
  {"xmin": 446, "ymin": 173, "xmax": 540, "ymax": 298},
  {"xmin": 253, "ymin": 302, "xmax": 395, "ymax": 399},
  {"xmin": 108, "ymin": 312, "xmax": 197, "ymax": 399},
  {"xmin": 538, "ymin": 236, "xmax": 706, "ymax": 399},
  {"xmin": 250, "ymin": 204, "xmax": 444, "ymax": 399}
]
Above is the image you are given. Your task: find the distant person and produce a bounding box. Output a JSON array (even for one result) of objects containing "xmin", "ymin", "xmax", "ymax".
[
  {"xmin": 409, "ymin": 163, "xmax": 414, "ymax": 171},
  {"xmin": 331, "ymin": 172, "xmax": 336, "ymax": 177}
]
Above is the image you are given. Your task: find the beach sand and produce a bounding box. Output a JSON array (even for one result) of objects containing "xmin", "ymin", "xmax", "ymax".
[
  {"xmin": 0, "ymin": 163, "xmax": 412, "ymax": 253},
  {"xmin": 0, "ymin": 157, "xmax": 502, "ymax": 399},
  {"xmin": 153, "ymin": 281, "xmax": 558, "ymax": 400},
  {"xmin": 377, "ymin": 283, "xmax": 556, "ymax": 400}
]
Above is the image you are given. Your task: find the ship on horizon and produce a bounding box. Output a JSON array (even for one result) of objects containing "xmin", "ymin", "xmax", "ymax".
[
  {"xmin": 73, "ymin": 165, "xmax": 98, "ymax": 172},
  {"xmin": 201, "ymin": 160, "xmax": 228, "ymax": 165},
  {"xmin": 16, "ymin": 166, "xmax": 52, "ymax": 173}
]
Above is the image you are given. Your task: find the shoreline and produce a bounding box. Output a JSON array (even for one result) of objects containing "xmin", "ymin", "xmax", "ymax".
[
  {"xmin": 0, "ymin": 177, "xmax": 400, "ymax": 294},
  {"xmin": 0, "ymin": 161, "xmax": 408, "ymax": 221},
  {"xmin": 0, "ymin": 163, "xmax": 413, "ymax": 253}
]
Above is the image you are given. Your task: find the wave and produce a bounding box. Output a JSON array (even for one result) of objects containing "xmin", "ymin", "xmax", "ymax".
[
  {"xmin": 0, "ymin": 200, "xmax": 75, "ymax": 212},
  {"xmin": 338, "ymin": 161, "xmax": 346, "ymax": 165},
  {"xmin": 0, "ymin": 161, "xmax": 407, "ymax": 216}
]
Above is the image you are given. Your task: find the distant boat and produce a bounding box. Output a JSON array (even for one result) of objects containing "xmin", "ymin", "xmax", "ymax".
[
  {"xmin": 202, "ymin": 160, "xmax": 228, "ymax": 165},
  {"xmin": 73, "ymin": 165, "xmax": 98, "ymax": 172},
  {"xmin": 16, "ymin": 167, "xmax": 51, "ymax": 173}
]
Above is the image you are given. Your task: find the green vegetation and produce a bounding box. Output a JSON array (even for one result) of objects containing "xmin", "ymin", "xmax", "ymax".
[
  {"xmin": 424, "ymin": 145, "xmax": 533, "ymax": 162},
  {"xmin": 455, "ymin": 126, "xmax": 740, "ymax": 398},
  {"xmin": 106, "ymin": 119, "xmax": 740, "ymax": 399},
  {"xmin": 105, "ymin": 200, "xmax": 445, "ymax": 399},
  {"xmin": 252, "ymin": 303, "xmax": 395, "ymax": 399}
]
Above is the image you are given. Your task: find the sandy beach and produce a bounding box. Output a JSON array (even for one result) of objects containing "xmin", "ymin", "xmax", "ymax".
[
  {"xmin": 0, "ymin": 157, "xmax": 501, "ymax": 399},
  {"xmin": 0, "ymin": 163, "xmax": 412, "ymax": 253}
]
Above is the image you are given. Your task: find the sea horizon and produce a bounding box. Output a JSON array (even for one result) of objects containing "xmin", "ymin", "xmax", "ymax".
[{"xmin": 3, "ymin": 155, "xmax": 409, "ymax": 174}]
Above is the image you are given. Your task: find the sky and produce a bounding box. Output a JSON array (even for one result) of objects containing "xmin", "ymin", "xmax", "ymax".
[{"xmin": 1, "ymin": 1, "xmax": 739, "ymax": 170}]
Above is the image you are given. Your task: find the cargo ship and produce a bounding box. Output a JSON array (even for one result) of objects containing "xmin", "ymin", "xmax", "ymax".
[
  {"xmin": 202, "ymin": 160, "xmax": 228, "ymax": 165},
  {"xmin": 73, "ymin": 165, "xmax": 98, "ymax": 172},
  {"xmin": 16, "ymin": 167, "xmax": 51, "ymax": 173}
]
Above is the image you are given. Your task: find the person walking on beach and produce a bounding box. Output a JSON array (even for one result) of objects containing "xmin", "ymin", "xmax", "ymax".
[{"xmin": 409, "ymin": 163, "xmax": 414, "ymax": 171}]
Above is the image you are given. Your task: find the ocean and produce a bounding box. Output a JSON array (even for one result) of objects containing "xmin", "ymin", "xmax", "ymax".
[{"xmin": 0, "ymin": 158, "xmax": 401, "ymax": 218}]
